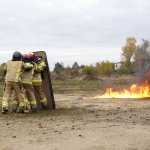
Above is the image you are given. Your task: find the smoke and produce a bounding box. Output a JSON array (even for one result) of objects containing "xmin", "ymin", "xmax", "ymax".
[
  {"xmin": 135, "ymin": 39, "xmax": 150, "ymax": 61},
  {"xmin": 100, "ymin": 39, "xmax": 150, "ymax": 91},
  {"xmin": 134, "ymin": 39, "xmax": 150, "ymax": 82}
]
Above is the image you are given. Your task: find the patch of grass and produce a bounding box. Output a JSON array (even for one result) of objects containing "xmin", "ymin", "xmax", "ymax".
[
  {"xmin": 114, "ymin": 78, "xmax": 129, "ymax": 86},
  {"xmin": 52, "ymin": 80, "xmax": 102, "ymax": 93}
]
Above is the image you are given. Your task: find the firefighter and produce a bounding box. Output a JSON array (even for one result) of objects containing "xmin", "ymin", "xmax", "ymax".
[
  {"xmin": 2, "ymin": 51, "xmax": 25, "ymax": 114},
  {"xmin": 32, "ymin": 54, "xmax": 48, "ymax": 109},
  {"xmin": 11, "ymin": 53, "xmax": 37, "ymax": 112},
  {"xmin": 21, "ymin": 53, "xmax": 37, "ymax": 112}
]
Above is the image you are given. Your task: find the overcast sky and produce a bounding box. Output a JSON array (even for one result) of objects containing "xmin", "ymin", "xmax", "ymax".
[{"xmin": 0, "ymin": 0, "xmax": 150, "ymax": 69}]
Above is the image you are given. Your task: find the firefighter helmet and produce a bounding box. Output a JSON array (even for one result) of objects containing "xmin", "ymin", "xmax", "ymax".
[
  {"xmin": 22, "ymin": 53, "xmax": 29, "ymax": 59},
  {"xmin": 12, "ymin": 51, "xmax": 22, "ymax": 61},
  {"xmin": 22, "ymin": 53, "xmax": 30, "ymax": 62},
  {"xmin": 28, "ymin": 53, "xmax": 35, "ymax": 61}
]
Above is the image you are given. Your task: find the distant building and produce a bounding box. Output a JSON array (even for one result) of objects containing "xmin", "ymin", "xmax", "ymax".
[{"xmin": 114, "ymin": 62, "xmax": 122, "ymax": 70}]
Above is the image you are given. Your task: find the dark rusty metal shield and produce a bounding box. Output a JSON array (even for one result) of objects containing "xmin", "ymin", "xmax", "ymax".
[{"xmin": 33, "ymin": 51, "xmax": 55, "ymax": 109}]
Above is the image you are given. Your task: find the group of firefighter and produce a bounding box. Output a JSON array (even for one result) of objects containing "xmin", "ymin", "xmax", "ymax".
[{"xmin": 1, "ymin": 51, "xmax": 48, "ymax": 114}]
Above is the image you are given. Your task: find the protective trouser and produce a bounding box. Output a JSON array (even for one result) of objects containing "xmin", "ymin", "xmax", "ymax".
[
  {"xmin": 2, "ymin": 81, "xmax": 25, "ymax": 110},
  {"xmin": 33, "ymin": 85, "xmax": 47, "ymax": 107},
  {"xmin": 21, "ymin": 83, "xmax": 37, "ymax": 109},
  {"xmin": 11, "ymin": 90, "xmax": 19, "ymax": 110}
]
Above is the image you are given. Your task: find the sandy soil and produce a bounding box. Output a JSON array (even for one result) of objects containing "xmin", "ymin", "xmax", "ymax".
[{"xmin": 0, "ymin": 93, "xmax": 150, "ymax": 150}]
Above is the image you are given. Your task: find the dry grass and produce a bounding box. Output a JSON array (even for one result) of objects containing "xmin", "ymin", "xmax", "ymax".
[{"xmin": 51, "ymin": 79, "xmax": 102, "ymax": 94}]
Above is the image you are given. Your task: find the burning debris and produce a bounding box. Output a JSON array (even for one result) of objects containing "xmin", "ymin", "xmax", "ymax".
[{"xmin": 95, "ymin": 80, "xmax": 150, "ymax": 98}]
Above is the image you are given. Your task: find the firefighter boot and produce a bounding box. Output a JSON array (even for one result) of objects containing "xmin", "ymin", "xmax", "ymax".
[
  {"xmin": 1, "ymin": 107, "xmax": 8, "ymax": 114},
  {"xmin": 12, "ymin": 109, "xmax": 17, "ymax": 113},
  {"xmin": 31, "ymin": 107, "xmax": 37, "ymax": 113},
  {"xmin": 41, "ymin": 103, "xmax": 47, "ymax": 110},
  {"xmin": 17, "ymin": 108, "xmax": 24, "ymax": 113}
]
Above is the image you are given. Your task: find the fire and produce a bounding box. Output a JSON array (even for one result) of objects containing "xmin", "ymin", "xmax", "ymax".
[{"xmin": 95, "ymin": 80, "xmax": 150, "ymax": 98}]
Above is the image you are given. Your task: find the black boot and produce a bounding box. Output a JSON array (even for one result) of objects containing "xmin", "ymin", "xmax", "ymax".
[
  {"xmin": 31, "ymin": 107, "xmax": 37, "ymax": 113},
  {"xmin": 41, "ymin": 103, "xmax": 47, "ymax": 110},
  {"xmin": 1, "ymin": 107, "xmax": 8, "ymax": 114},
  {"xmin": 12, "ymin": 109, "xmax": 17, "ymax": 113},
  {"xmin": 17, "ymin": 108, "xmax": 24, "ymax": 113}
]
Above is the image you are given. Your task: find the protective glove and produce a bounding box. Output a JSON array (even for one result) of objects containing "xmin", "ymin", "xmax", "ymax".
[
  {"xmin": 35, "ymin": 57, "xmax": 41, "ymax": 63},
  {"xmin": 25, "ymin": 67, "xmax": 32, "ymax": 71}
]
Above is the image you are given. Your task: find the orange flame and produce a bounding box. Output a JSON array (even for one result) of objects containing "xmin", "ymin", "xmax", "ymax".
[{"xmin": 95, "ymin": 80, "xmax": 150, "ymax": 98}]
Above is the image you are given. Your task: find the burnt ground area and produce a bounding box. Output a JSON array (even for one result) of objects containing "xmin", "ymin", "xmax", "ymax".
[{"xmin": 0, "ymin": 93, "xmax": 150, "ymax": 150}]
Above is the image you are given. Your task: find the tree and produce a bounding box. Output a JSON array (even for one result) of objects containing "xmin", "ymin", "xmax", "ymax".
[
  {"xmin": 53, "ymin": 62, "xmax": 64, "ymax": 75},
  {"xmin": 71, "ymin": 62, "xmax": 80, "ymax": 76},
  {"xmin": 121, "ymin": 37, "xmax": 137, "ymax": 73},
  {"xmin": 72, "ymin": 62, "xmax": 79, "ymax": 70},
  {"xmin": 96, "ymin": 61, "xmax": 113, "ymax": 76},
  {"xmin": 82, "ymin": 65, "xmax": 96, "ymax": 77}
]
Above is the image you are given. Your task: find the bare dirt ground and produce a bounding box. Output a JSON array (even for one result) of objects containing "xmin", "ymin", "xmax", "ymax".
[{"xmin": 0, "ymin": 91, "xmax": 150, "ymax": 150}]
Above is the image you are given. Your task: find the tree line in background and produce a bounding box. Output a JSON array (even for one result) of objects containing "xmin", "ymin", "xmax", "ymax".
[
  {"xmin": 53, "ymin": 60, "xmax": 114, "ymax": 79},
  {"xmin": 0, "ymin": 37, "xmax": 149, "ymax": 79},
  {"xmin": 53, "ymin": 37, "xmax": 150, "ymax": 79}
]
